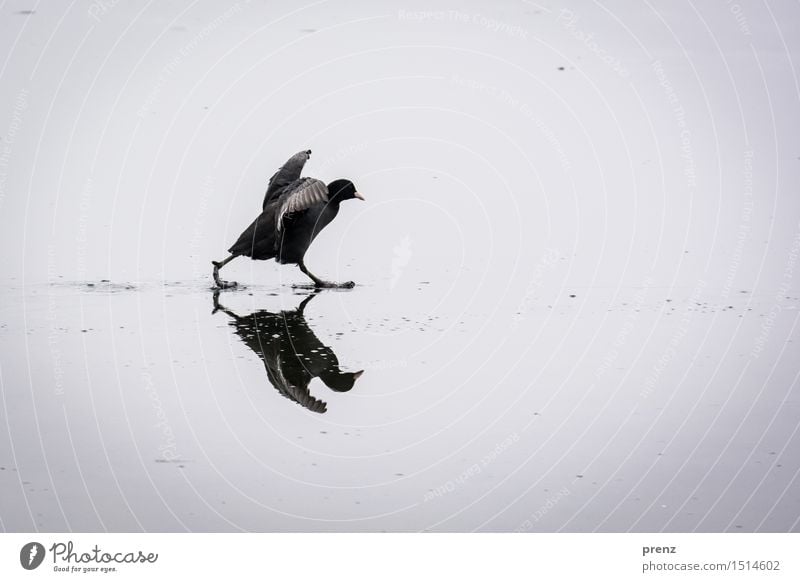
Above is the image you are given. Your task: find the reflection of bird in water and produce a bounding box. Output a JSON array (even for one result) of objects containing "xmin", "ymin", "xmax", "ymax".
[
  {"xmin": 212, "ymin": 149, "xmax": 365, "ymax": 289},
  {"xmin": 213, "ymin": 291, "xmax": 363, "ymax": 414}
]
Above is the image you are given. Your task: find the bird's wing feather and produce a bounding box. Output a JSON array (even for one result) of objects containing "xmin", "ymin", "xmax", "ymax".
[
  {"xmin": 262, "ymin": 150, "xmax": 312, "ymax": 209},
  {"xmin": 275, "ymin": 178, "xmax": 329, "ymax": 231},
  {"xmin": 272, "ymin": 353, "xmax": 327, "ymax": 413}
]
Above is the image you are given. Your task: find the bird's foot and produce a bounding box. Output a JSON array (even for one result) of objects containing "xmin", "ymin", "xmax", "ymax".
[
  {"xmin": 315, "ymin": 280, "xmax": 355, "ymax": 289},
  {"xmin": 212, "ymin": 262, "xmax": 238, "ymax": 289},
  {"xmin": 215, "ymin": 280, "xmax": 238, "ymax": 289}
]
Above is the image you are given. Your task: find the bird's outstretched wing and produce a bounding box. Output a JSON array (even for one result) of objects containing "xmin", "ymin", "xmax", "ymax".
[
  {"xmin": 275, "ymin": 178, "xmax": 329, "ymax": 231},
  {"xmin": 270, "ymin": 353, "xmax": 327, "ymax": 414},
  {"xmin": 262, "ymin": 149, "xmax": 312, "ymax": 209}
]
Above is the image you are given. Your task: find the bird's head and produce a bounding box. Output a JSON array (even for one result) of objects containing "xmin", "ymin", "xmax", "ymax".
[
  {"xmin": 327, "ymin": 179, "xmax": 365, "ymax": 202},
  {"xmin": 320, "ymin": 369, "xmax": 364, "ymax": 392}
]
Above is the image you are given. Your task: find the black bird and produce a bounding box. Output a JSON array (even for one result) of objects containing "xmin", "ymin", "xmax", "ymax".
[
  {"xmin": 213, "ymin": 291, "xmax": 363, "ymax": 414},
  {"xmin": 212, "ymin": 150, "xmax": 365, "ymax": 289}
]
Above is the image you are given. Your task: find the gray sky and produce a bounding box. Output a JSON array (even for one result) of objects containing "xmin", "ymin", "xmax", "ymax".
[{"xmin": 1, "ymin": 0, "xmax": 797, "ymax": 290}]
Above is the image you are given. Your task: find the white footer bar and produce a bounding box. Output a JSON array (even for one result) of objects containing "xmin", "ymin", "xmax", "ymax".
[{"xmin": 1, "ymin": 533, "xmax": 796, "ymax": 581}]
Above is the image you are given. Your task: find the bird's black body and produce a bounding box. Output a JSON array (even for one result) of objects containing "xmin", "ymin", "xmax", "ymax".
[
  {"xmin": 212, "ymin": 150, "xmax": 364, "ymax": 289},
  {"xmin": 213, "ymin": 292, "xmax": 362, "ymax": 414},
  {"xmin": 227, "ymin": 179, "xmax": 341, "ymax": 265}
]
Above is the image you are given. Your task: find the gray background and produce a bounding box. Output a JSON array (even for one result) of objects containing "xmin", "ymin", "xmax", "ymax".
[{"xmin": 0, "ymin": 0, "xmax": 798, "ymax": 531}]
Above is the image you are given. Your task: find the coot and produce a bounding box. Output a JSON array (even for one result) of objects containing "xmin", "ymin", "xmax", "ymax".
[
  {"xmin": 213, "ymin": 291, "xmax": 364, "ymax": 414},
  {"xmin": 212, "ymin": 149, "xmax": 365, "ymax": 289}
]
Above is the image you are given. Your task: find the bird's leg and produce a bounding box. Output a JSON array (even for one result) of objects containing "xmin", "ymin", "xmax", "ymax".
[
  {"xmin": 212, "ymin": 290, "xmax": 222, "ymax": 313},
  {"xmin": 298, "ymin": 261, "xmax": 326, "ymax": 286},
  {"xmin": 298, "ymin": 261, "xmax": 354, "ymax": 289},
  {"xmin": 212, "ymin": 255, "xmax": 238, "ymax": 289},
  {"xmin": 212, "ymin": 289, "xmax": 240, "ymax": 319},
  {"xmin": 297, "ymin": 289, "xmax": 321, "ymax": 313}
]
